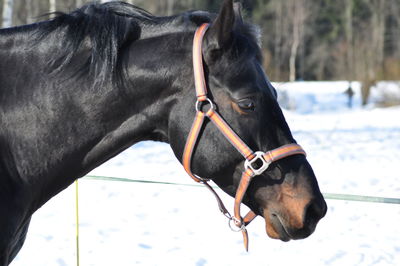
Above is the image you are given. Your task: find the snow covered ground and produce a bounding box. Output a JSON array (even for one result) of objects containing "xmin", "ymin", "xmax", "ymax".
[{"xmin": 11, "ymin": 82, "xmax": 400, "ymax": 266}]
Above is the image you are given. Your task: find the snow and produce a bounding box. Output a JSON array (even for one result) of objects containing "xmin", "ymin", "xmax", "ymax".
[{"xmin": 11, "ymin": 81, "xmax": 400, "ymax": 266}]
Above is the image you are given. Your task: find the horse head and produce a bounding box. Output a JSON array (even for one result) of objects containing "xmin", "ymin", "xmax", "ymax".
[{"xmin": 168, "ymin": 0, "xmax": 327, "ymax": 242}]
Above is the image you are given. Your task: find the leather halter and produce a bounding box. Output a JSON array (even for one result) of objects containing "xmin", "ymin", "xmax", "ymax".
[{"xmin": 182, "ymin": 23, "xmax": 307, "ymax": 251}]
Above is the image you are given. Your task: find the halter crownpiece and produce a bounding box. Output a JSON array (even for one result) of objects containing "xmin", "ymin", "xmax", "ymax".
[{"xmin": 182, "ymin": 23, "xmax": 307, "ymax": 251}]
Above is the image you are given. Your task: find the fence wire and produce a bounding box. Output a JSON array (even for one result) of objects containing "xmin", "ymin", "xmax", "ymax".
[{"xmin": 83, "ymin": 175, "xmax": 400, "ymax": 205}]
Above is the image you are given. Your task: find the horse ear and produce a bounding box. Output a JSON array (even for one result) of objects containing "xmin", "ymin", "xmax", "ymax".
[
  {"xmin": 233, "ymin": 2, "xmax": 244, "ymax": 25},
  {"xmin": 206, "ymin": 0, "xmax": 235, "ymax": 51}
]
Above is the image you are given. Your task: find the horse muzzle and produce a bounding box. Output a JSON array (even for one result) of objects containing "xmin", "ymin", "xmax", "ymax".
[{"xmin": 262, "ymin": 195, "xmax": 327, "ymax": 241}]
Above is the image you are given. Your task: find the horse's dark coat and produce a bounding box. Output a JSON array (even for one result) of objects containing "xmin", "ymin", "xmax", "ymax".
[{"xmin": 0, "ymin": 1, "xmax": 326, "ymax": 264}]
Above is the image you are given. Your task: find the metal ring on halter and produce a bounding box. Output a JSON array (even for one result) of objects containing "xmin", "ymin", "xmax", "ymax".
[
  {"xmin": 244, "ymin": 151, "xmax": 270, "ymax": 176},
  {"xmin": 195, "ymin": 98, "xmax": 215, "ymax": 113},
  {"xmin": 228, "ymin": 217, "xmax": 246, "ymax": 232}
]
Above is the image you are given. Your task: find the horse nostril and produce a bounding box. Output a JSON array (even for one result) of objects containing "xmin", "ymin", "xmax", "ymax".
[{"xmin": 305, "ymin": 198, "xmax": 327, "ymax": 225}]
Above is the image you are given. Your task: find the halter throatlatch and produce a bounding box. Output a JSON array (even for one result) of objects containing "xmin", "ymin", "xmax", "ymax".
[{"xmin": 182, "ymin": 23, "xmax": 307, "ymax": 251}]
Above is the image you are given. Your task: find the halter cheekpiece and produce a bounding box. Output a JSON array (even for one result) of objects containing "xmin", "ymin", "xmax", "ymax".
[{"xmin": 182, "ymin": 23, "xmax": 307, "ymax": 251}]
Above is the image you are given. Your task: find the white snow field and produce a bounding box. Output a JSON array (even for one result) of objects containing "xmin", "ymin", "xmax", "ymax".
[{"xmin": 11, "ymin": 81, "xmax": 400, "ymax": 266}]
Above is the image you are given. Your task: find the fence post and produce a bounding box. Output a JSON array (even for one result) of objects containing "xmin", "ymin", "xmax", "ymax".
[{"xmin": 75, "ymin": 180, "xmax": 80, "ymax": 266}]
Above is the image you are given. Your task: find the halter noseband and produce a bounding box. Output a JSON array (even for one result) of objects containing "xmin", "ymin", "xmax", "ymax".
[{"xmin": 182, "ymin": 23, "xmax": 306, "ymax": 251}]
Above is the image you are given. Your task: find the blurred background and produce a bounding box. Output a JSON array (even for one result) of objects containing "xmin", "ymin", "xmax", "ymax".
[{"xmin": 1, "ymin": 0, "xmax": 399, "ymax": 107}]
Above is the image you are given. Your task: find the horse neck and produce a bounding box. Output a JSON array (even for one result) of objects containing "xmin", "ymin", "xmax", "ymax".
[
  {"xmin": 0, "ymin": 22, "xmax": 194, "ymax": 210},
  {"xmin": 0, "ymin": 24, "xmax": 40, "ymax": 72}
]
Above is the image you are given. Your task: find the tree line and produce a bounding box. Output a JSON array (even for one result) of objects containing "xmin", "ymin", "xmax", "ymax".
[{"xmin": 1, "ymin": 0, "xmax": 399, "ymax": 103}]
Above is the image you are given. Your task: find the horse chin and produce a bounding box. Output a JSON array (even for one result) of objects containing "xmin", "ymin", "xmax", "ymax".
[{"xmin": 263, "ymin": 209, "xmax": 292, "ymax": 242}]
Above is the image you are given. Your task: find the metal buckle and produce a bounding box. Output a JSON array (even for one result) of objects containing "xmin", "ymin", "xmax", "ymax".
[
  {"xmin": 245, "ymin": 151, "xmax": 270, "ymax": 176},
  {"xmin": 229, "ymin": 217, "xmax": 246, "ymax": 232}
]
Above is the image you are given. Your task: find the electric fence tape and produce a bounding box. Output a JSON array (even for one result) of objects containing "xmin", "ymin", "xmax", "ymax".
[{"xmin": 83, "ymin": 175, "xmax": 400, "ymax": 204}]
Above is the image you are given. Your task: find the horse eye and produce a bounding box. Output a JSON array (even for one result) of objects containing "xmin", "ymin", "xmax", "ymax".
[{"xmin": 237, "ymin": 99, "xmax": 255, "ymax": 111}]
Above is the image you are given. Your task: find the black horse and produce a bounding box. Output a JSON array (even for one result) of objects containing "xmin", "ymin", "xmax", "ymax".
[{"xmin": 0, "ymin": 1, "xmax": 327, "ymax": 264}]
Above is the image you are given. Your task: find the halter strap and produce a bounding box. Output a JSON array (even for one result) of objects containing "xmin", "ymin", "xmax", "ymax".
[
  {"xmin": 182, "ymin": 23, "xmax": 307, "ymax": 251},
  {"xmin": 193, "ymin": 23, "xmax": 209, "ymax": 101}
]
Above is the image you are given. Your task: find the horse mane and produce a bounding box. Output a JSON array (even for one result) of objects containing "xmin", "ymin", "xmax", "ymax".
[
  {"xmin": 34, "ymin": 2, "xmax": 177, "ymax": 86},
  {"xmin": 33, "ymin": 1, "xmax": 260, "ymax": 87}
]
